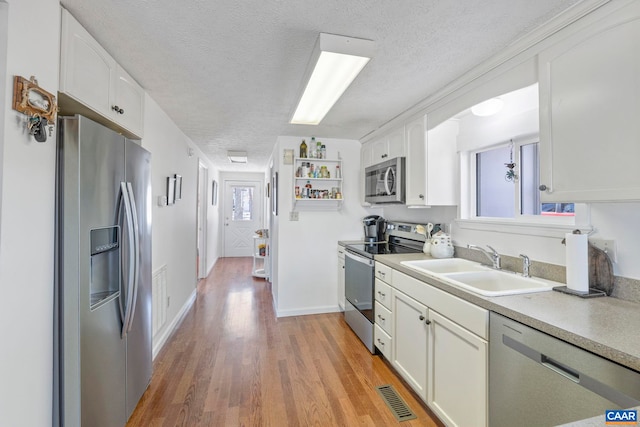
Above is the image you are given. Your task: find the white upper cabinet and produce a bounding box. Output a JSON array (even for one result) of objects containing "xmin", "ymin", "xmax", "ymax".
[
  {"xmin": 60, "ymin": 9, "xmax": 115, "ymax": 118},
  {"xmin": 405, "ymin": 116, "xmax": 458, "ymax": 206},
  {"xmin": 405, "ymin": 116, "xmax": 427, "ymax": 205},
  {"xmin": 538, "ymin": 1, "xmax": 640, "ymax": 202},
  {"xmin": 114, "ymin": 65, "xmax": 145, "ymax": 136},
  {"xmin": 369, "ymin": 127, "xmax": 405, "ymax": 166},
  {"xmin": 60, "ymin": 8, "xmax": 145, "ymax": 138}
]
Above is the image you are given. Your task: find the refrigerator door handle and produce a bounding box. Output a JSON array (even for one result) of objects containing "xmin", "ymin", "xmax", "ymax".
[
  {"xmin": 125, "ymin": 182, "xmax": 140, "ymax": 333},
  {"xmin": 116, "ymin": 185, "xmax": 126, "ymax": 325},
  {"xmin": 120, "ymin": 182, "xmax": 136, "ymax": 338}
]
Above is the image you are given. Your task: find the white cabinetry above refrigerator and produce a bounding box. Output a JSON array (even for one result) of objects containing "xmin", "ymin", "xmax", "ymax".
[{"xmin": 59, "ymin": 8, "xmax": 145, "ymax": 138}]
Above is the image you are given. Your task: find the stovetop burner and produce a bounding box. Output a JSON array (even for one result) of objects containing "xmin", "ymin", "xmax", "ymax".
[
  {"xmin": 345, "ymin": 220, "xmax": 433, "ymax": 259},
  {"xmin": 346, "ymin": 242, "xmax": 390, "ymax": 257}
]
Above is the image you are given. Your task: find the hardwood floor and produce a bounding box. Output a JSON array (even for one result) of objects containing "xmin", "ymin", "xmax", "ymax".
[{"xmin": 127, "ymin": 257, "xmax": 442, "ymax": 426}]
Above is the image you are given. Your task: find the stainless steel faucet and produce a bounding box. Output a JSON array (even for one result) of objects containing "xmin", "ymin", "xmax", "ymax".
[
  {"xmin": 519, "ymin": 254, "xmax": 531, "ymax": 278},
  {"xmin": 468, "ymin": 244, "xmax": 501, "ymax": 269}
]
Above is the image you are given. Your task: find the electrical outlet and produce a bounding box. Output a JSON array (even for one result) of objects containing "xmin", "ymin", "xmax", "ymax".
[
  {"xmin": 289, "ymin": 211, "xmax": 299, "ymax": 221},
  {"xmin": 590, "ymin": 238, "xmax": 617, "ymax": 263}
]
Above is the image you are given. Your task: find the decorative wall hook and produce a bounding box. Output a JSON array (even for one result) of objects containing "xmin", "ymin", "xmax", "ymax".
[{"xmin": 12, "ymin": 75, "xmax": 58, "ymax": 142}]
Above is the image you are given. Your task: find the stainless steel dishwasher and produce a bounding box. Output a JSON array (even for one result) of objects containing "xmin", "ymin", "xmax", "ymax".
[{"xmin": 489, "ymin": 312, "xmax": 640, "ymax": 426}]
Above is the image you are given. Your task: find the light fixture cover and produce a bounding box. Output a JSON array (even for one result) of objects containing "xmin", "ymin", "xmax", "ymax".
[
  {"xmin": 227, "ymin": 150, "xmax": 248, "ymax": 163},
  {"xmin": 471, "ymin": 98, "xmax": 504, "ymax": 117},
  {"xmin": 291, "ymin": 33, "xmax": 374, "ymax": 125}
]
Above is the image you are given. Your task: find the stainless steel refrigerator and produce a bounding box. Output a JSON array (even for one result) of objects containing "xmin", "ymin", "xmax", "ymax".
[{"xmin": 54, "ymin": 115, "xmax": 152, "ymax": 427}]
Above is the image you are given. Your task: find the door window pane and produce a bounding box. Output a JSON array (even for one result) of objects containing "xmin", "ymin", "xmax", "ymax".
[{"xmin": 232, "ymin": 187, "xmax": 254, "ymax": 221}]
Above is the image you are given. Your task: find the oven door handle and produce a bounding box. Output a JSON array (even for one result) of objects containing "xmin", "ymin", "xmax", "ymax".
[{"xmin": 346, "ymin": 250, "xmax": 374, "ymax": 266}]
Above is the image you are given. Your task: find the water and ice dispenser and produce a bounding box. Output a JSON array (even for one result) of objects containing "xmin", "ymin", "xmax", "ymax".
[{"xmin": 89, "ymin": 226, "xmax": 120, "ymax": 309}]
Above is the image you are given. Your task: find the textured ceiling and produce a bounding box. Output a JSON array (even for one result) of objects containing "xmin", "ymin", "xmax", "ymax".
[{"xmin": 60, "ymin": 0, "xmax": 581, "ymax": 172}]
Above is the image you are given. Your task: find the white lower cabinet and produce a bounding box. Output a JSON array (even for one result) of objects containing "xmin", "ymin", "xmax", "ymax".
[
  {"xmin": 374, "ymin": 301, "xmax": 392, "ymax": 335},
  {"xmin": 374, "ymin": 324, "xmax": 392, "ymax": 360},
  {"xmin": 428, "ymin": 310, "xmax": 488, "ymax": 427},
  {"xmin": 379, "ymin": 268, "xmax": 488, "ymax": 426},
  {"xmin": 391, "ymin": 289, "xmax": 428, "ymax": 401}
]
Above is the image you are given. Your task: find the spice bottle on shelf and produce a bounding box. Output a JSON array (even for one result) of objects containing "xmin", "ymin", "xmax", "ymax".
[
  {"xmin": 300, "ymin": 139, "xmax": 307, "ymax": 158},
  {"xmin": 304, "ymin": 180, "xmax": 312, "ymax": 198},
  {"xmin": 316, "ymin": 140, "xmax": 323, "ymax": 158},
  {"xmin": 309, "ymin": 163, "xmax": 315, "ymax": 178},
  {"xmin": 335, "ymin": 165, "xmax": 342, "ymax": 178},
  {"xmin": 321, "ymin": 144, "xmax": 326, "ymax": 159}
]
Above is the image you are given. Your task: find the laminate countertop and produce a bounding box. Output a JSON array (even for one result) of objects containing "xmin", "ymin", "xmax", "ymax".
[{"xmin": 374, "ymin": 253, "xmax": 640, "ymax": 373}]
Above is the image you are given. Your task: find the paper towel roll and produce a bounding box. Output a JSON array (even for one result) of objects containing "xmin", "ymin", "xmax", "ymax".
[{"xmin": 565, "ymin": 233, "xmax": 589, "ymax": 293}]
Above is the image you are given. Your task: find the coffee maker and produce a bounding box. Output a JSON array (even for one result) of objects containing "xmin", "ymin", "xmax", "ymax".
[{"xmin": 362, "ymin": 215, "xmax": 387, "ymax": 242}]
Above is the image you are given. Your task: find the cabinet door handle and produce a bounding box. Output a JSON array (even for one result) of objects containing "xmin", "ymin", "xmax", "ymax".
[
  {"xmin": 112, "ymin": 105, "xmax": 124, "ymax": 114},
  {"xmin": 539, "ymin": 184, "xmax": 548, "ymax": 192},
  {"xmin": 425, "ymin": 319, "xmax": 431, "ymax": 325},
  {"xmin": 377, "ymin": 270, "xmax": 386, "ymax": 277},
  {"xmin": 378, "ymin": 291, "xmax": 386, "ymax": 297},
  {"xmin": 377, "ymin": 339, "xmax": 385, "ymax": 346},
  {"xmin": 378, "ymin": 315, "xmax": 385, "ymax": 321},
  {"xmin": 419, "ymin": 194, "xmax": 424, "ymax": 199},
  {"xmin": 419, "ymin": 315, "xmax": 425, "ymax": 321}
]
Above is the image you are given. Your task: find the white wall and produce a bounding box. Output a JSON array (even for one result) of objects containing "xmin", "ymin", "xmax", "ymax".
[
  {"xmin": 0, "ymin": 1, "xmax": 60, "ymax": 425},
  {"xmin": 142, "ymin": 94, "xmax": 221, "ymax": 350},
  {"xmin": 271, "ymin": 136, "xmax": 373, "ymax": 316},
  {"xmin": 0, "ymin": 4, "xmax": 222, "ymax": 423}
]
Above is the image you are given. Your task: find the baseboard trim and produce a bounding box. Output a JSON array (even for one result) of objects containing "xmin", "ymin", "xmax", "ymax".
[
  {"xmin": 276, "ymin": 305, "xmax": 342, "ymax": 318},
  {"xmin": 152, "ymin": 288, "xmax": 197, "ymax": 359}
]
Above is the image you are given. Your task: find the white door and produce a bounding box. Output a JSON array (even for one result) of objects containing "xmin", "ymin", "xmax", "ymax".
[
  {"xmin": 223, "ymin": 180, "xmax": 263, "ymax": 257},
  {"xmin": 196, "ymin": 162, "xmax": 208, "ymax": 278}
]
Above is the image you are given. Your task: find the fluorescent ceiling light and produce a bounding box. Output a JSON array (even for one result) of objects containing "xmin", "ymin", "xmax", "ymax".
[
  {"xmin": 291, "ymin": 33, "xmax": 374, "ymax": 125},
  {"xmin": 471, "ymin": 98, "xmax": 504, "ymax": 117},
  {"xmin": 227, "ymin": 151, "xmax": 247, "ymax": 163}
]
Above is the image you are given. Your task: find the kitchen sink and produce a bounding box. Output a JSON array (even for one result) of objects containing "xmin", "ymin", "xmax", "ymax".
[
  {"xmin": 401, "ymin": 258, "xmax": 489, "ymax": 274},
  {"xmin": 400, "ymin": 258, "xmax": 556, "ymax": 297},
  {"xmin": 442, "ymin": 270, "xmax": 555, "ymax": 297}
]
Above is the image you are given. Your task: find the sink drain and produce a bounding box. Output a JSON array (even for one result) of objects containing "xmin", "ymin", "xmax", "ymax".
[{"xmin": 375, "ymin": 384, "xmax": 417, "ymax": 422}]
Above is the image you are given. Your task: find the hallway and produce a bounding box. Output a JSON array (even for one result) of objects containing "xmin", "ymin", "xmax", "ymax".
[{"xmin": 127, "ymin": 257, "xmax": 439, "ymax": 426}]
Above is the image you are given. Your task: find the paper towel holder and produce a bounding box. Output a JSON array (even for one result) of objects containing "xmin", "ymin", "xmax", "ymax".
[{"xmin": 555, "ymin": 229, "xmax": 607, "ymax": 298}]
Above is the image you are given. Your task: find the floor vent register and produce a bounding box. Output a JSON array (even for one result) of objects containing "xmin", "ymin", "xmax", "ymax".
[{"xmin": 375, "ymin": 384, "xmax": 417, "ymax": 422}]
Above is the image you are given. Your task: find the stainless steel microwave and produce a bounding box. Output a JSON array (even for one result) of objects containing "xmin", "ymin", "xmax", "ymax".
[{"xmin": 364, "ymin": 157, "xmax": 406, "ymax": 204}]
